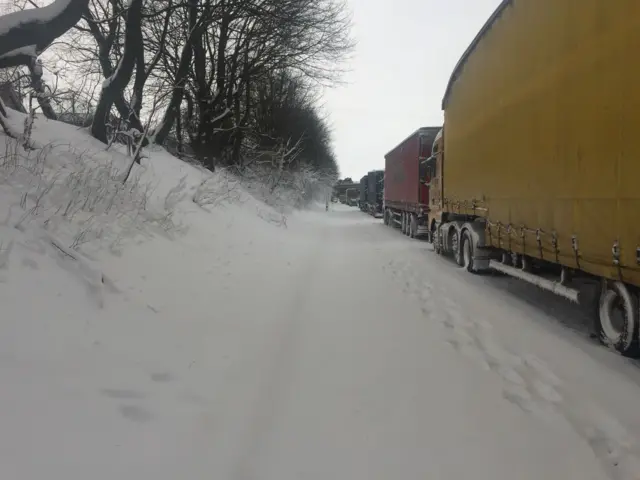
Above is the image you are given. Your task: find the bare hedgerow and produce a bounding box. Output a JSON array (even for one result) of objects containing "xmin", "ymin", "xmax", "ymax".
[
  {"xmin": 0, "ymin": 137, "xmax": 184, "ymax": 252},
  {"xmin": 192, "ymin": 168, "xmax": 244, "ymax": 208}
]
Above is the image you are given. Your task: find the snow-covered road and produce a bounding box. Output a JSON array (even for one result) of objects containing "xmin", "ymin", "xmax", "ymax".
[
  {"xmin": 222, "ymin": 206, "xmax": 640, "ymax": 480},
  {"xmin": 3, "ymin": 203, "xmax": 640, "ymax": 479}
]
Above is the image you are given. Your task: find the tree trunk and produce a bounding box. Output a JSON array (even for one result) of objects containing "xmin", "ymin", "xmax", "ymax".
[
  {"xmin": 91, "ymin": 0, "xmax": 143, "ymax": 143},
  {"xmin": 84, "ymin": 7, "xmax": 144, "ymax": 133},
  {"xmin": 129, "ymin": 51, "xmax": 145, "ymax": 127},
  {"xmin": 152, "ymin": 0, "xmax": 197, "ymax": 146},
  {"xmin": 175, "ymin": 110, "xmax": 183, "ymax": 157},
  {"xmin": 29, "ymin": 58, "xmax": 57, "ymax": 120}
]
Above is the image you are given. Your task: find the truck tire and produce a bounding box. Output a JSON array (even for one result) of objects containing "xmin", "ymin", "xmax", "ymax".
[
  {"xmin": 597, "ymin": 281, "xmax": 640, "ymax": 357},
  {"xmin": 461, "ymin": 230, "xmax": 476, "ymax": 273},
  {"xmin": 434, "ymin": 228, "xmax": 443, "ymax": 255},
  {"xmin": 410, "ymin": 214, "xmax": 417, "ymax": 238},
  {"xmin": 451, "ymin": 229, "xmax": 464, "ymax": 266},
  {"xmin": 430, "ymin": 223, "xmax": 438, "ymax": 248},
  {"xmin": 384, "ymin": 209, "xmax": 389, "ymax": 225}
]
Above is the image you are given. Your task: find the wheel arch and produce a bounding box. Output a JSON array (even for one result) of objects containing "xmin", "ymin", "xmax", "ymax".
[{"xmin": 461, "ymin": 220, "xmax": 487, "ymax": 248}]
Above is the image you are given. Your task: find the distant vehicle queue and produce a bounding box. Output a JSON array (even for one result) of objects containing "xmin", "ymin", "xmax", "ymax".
[{"xmin": 338, "ymin": 0, "xmax": 640, "ymax": 358}]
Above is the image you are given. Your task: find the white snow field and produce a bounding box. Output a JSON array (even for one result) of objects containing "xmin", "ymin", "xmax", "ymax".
[{"xmin": 1, "ymin": 111, "xmax": 640, "ymax": 480}]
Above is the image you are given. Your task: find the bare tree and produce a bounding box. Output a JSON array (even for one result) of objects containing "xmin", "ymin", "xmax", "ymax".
[
  {"xmin": 151, "ymin": 0, "xmax": 197, "ymax": 145},
  {"xmin": 0, "ymin": 0, "xmax": 90, "ymax": 135},
  {"xmin": 0, "ymin": 0, "xmax": 348, "ymax": 183}
]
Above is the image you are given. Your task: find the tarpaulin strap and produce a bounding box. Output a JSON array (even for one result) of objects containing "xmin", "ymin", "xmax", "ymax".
[
  {"xmin": 571, "ymin": 235, "xmax": 580, "ymax": 269},
  {"xmin": 536, "ymin": 229, "xmax": 543, "ymax": 260},
  {"xmin": 552, "ymin": 231, "xmax": 559, "ymax": 263}
]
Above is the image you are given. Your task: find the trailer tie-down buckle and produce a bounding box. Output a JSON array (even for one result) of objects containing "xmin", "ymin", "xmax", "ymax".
[
  {"xmin": 612, "ymin": 240, "xmax": 620, "ymax": 266},
  {"xmin": 571, "ymin": 235, "xmax": 580, "ymax": 269},
  {"xmin": 536, "ymin": 229, "xmax": 543, "ymax": 259}
]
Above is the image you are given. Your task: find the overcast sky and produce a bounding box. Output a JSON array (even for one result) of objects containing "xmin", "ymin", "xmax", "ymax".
[{"xmin": 324, "ymin": 0, "xmax": 503, "ymax": 180}]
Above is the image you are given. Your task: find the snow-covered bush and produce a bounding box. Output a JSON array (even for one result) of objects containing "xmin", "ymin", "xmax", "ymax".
[
  {"xmin": 0, "ymin": 136, "xmax": 182, "ymax": 254},
  {"xmin": 192, "ymin": 168, "xmax": 243, "ymax": 208}
]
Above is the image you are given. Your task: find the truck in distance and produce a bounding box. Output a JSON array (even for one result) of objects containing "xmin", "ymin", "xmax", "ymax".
[
  {"xmin": 360, "ymin": 170, "xmax": 384, "ymax": 217},
  {"xmin": 359, "ymin": 174, "xmax": 368, "ymax": 212}
]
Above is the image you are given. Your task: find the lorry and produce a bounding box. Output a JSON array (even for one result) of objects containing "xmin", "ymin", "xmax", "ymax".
[
  {"xmin": 359, "ymin": 175, "xmax": 368, "ymax": 212},
  {"xmin": 366, "ymin": 170, "xmax": 384, "ymax": 216},
  {"xmin": 383, "ymin": 127, "xmax": 440, "ymax": 237},
  {"xmin": 423, "ymin": 0, "xmax": 640, "ymax": 357}
]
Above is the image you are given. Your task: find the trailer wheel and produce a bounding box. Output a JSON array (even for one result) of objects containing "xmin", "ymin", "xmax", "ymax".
[
  {"xmin": 462, "ymin": 231, "xmax": 476, "ymax": 273},
  {"xmin": 431, "ymin": 224, "xmax": 442, "ymax": 254},
  {"xmin": 383, "ymin": 209, "xmax": 389, "ymax": 225},
  {"xmin": 597, "ymin": 281, "xmax": 640, "ymax": 357},
  {"xmin": 403, "ymin": 214, "xmax": 410, "ymax": 236},
  {"xmin": 410, "ymin": 215, "xmax": 417, "ymax": 238}
]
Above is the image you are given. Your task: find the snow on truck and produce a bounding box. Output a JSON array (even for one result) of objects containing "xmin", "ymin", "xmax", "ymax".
[
  {"xmin": 383, "ymin": 127, "xmax": 440, "ymax": 237},
  {"xmin": 418, "ymin": 0, "xmax": 640, "ymax": 356}
]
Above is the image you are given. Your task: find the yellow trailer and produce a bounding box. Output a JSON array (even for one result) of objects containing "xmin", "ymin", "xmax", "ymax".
[{"xmin": 426, "ymin": 0, "xmax": 640, "ymax": 356}]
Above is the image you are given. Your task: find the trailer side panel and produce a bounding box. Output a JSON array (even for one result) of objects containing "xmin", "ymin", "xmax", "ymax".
[
  {"xmin": 443, "ymin": 0, "xmax": 640, "ymax": 286},
  {"xmin": 384, "ymin": 128, "xmax": 439, "ymax": 211}
]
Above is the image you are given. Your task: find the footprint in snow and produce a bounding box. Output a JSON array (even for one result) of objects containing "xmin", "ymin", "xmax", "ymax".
[
  {"xmin": 150, "ymin": 372, "xmax": 174, "ymax": 383},
  {"xmin": 21, "ymin": 257, "xmax": 38, "ymax": 269},
  {"xmin": 502, "ymin": 383, "xmax": 535, "ymax": 412},
  {"xmin": 531, "ymin": 378, "xmax": 563, "ymax": 404},
  {"xmin": 101, "ymin": 388, "xmax": 146, "ymax": 400},
  {"xmin": 119, "ymin": 404, "xmax": 154, "ymax": 424}
]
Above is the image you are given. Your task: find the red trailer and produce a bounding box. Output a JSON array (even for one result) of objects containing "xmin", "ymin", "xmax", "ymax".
[{"xmin": 383, "ymin": 127, "xmax": 440, "ymax": 238}]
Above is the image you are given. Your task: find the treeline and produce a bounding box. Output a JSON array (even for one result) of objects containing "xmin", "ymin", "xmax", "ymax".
[{"xmin": 0, "ymin": 0, "xmax": 352, "ymax": 179}]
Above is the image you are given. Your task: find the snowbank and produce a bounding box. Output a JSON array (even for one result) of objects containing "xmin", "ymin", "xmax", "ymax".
[{"xmin": 0, "ymin": 109, "xmax": 330, "ymax": 477}]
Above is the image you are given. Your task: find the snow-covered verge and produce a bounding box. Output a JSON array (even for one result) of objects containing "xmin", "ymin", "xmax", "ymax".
[
  {"xmin": 0, "ymin": 110, "xmax": 324, "ymax": 477},
  {"xmin": 0, "ymin": 108, "xmax": 314, "ymax": 253}
]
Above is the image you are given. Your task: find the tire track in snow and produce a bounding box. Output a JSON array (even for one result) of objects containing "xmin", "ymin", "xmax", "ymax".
[
  {"xmin": 386, "ymin": 257, "xmax": 640, "ymax": 480},
  {"xmin": 229, "ymin": 230, "xmax": 329, "ymax": 480}
]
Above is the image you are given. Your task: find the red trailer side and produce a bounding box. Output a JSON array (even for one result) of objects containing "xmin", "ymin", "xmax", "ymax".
[{"xmin": 383, "ymin": 127, "xmax": 440, "ymax": 238}]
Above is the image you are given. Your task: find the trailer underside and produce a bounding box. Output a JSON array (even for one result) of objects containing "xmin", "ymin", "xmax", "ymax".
[
  {"xmin": 429, "ymin": 213, "xmax": 640, "ymax": 358},
  {"xmin": 384, "ymin": 202, "xmax": 430, "ymax": 238}
]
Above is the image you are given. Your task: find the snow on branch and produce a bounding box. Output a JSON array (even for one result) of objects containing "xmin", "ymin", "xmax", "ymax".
[
  {"xmin": 0, "ymin": 45, "xmax": 37, "ymax": 68},
  {"xmin": 0, "ymin": 0, "xmax": 90, "ymax": 58}
]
